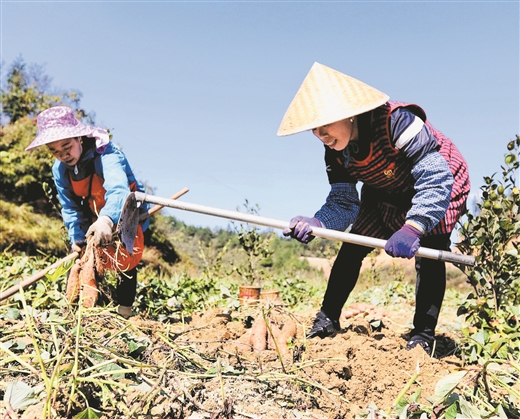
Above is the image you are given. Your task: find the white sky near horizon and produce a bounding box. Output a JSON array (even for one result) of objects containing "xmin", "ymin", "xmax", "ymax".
[{"xmin": 1, "ymin": 1, "xmax": 519, "ymax": 233}]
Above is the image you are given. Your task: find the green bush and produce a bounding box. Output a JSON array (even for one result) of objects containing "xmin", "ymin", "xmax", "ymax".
[
  {"xmin": 457, "ymin": 136, "xmax": 520, "ymax": 363},
  {"xmin": 448, "ymin": 136, "xmax": 520, "ymax": 416}
]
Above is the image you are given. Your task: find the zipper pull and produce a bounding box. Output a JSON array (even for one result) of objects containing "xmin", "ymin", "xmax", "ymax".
[{"xmin": 74, "ymin": 164, "xmax": 78, "ymax": 175}]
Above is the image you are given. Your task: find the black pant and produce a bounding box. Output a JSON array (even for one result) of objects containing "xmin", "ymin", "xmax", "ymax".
[
  {"xmin": 117, "ymin": 267, "xmax": 138, "ymax": 307},
  {"xmin": 321, "ymin": 234, "xmax": 451, "ymax": 340}
]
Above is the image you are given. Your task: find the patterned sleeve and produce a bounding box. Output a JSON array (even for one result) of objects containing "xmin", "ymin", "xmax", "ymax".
[
  {"xmin": 314, "ymin": 182, "xmax": 360, "ymax": 231},
  {"xmin": 390, "ymin": 108, "xmax": 454, "ymax": 232},
  {"xmin": 390, "ymin": 107, "xmax": 438, "ymax": 163}
]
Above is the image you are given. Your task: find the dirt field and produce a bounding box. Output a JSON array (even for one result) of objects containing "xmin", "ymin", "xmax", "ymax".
[
  {"xmin": 0, "ymin": 254, "xmax": 469, "ymax": 418},
  {"xmin": 123, "ymin": 299, "xmax": 462, "ymax": 419}
]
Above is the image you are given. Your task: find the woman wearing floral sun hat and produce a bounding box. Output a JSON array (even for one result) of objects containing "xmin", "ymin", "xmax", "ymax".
[
  {"xmin": 279, "ymin": 63, "xmax": 470, "ymax": 355},
  {"xmin": 26, "ymin": 106, "xmax": 150, "ymax": 318}
]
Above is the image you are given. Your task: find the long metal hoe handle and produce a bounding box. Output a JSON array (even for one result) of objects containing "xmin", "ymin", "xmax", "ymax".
[{"xmin": 133, "ymin": 192, "xmax": 475, "ymax": 267}]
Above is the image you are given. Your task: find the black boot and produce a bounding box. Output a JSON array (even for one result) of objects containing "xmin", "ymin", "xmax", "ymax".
[
  {"xmin": 406, "ymin": 334, "xmax": 433, "ymax": 355},
  {"xmin": 307, "ymin": 311, "xmax": 340, "ymax": 339}
]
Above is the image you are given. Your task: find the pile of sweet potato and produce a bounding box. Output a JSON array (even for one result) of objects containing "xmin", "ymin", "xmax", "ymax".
[
  {"xmin": 66, "ymin": 241, "xmax": 104, "ymax": 307},
  {"xmin": 341, "ymin": 302, "xmax": 387, "ymax": 321},
  {"xmin": 241, "ymin": 310, "xmax": 297, "ymax": 357}
]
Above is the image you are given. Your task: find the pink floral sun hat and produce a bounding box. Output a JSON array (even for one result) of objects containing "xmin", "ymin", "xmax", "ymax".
[{"xmin": 26, "ymin": 106, "xmax": 109, "ymax": 151}]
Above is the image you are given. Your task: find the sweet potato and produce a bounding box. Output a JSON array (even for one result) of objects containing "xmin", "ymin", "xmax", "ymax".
[
  {"xmin": 94, "ymin": 245, "xmax": 105, "ymax": 276},
  {"xmin": 80, "ymin": 248, "xmax": 98, "ymax": 308},
  {"xmin": 278, "ymin": 318, "xmax": 297, "ymax": 347},
  {"xmin": 66, "ymin": 261, "xmax": 82, "ymax": 303},
  {"xmin": 267, "ymin": 321, "xmax": 282, "ymax": 351},
  {"xmin": 342, "ymin": 308, "xmax": 358, "ymax": 319},
  {"xmin": 249, "ymin": 314, "xmax": 267, "ymax": 352}
]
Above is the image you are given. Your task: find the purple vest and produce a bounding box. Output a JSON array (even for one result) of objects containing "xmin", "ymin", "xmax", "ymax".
[{"xmin": 326, "ymin": 101, "xmax": 470, "ymax": 235}]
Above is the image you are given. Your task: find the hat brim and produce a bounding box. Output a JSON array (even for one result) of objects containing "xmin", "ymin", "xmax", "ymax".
[
  {"xmin": 277, "ymin": 99, "xmax": 388, "ymax": 136},
  {"xmin": 26, "ymin": 124, "xmax": 94, "ymax": 151},
  {"xmin": 277, "ymin": 62, "xmax": 389, "ymax": 137}
]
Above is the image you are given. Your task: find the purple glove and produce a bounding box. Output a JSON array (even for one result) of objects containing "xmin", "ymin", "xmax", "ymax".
[
  {"xmin": 385, "ymin": 224, "xmax": 423, "ymax": 259},
  {"xmin": 283, "ymin": 216, "xmax": 322, "ymax": 243}
]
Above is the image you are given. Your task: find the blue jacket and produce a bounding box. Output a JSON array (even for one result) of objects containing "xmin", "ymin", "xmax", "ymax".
[{"xmin": 52, "ymin": 139, "xmax": 149, "ymax": 245}]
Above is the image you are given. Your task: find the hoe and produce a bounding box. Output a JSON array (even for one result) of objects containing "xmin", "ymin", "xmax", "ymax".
[{"xmin": 120, "ymin": 191, "xmax": 476, "ymax": 267}]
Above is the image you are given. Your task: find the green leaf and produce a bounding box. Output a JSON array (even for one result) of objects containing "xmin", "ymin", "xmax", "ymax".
[
  {"xmin": 3, "ymin": 381, "xmax": 40, "ymax": 410},
  {"xmin": 444, "ymin": 402, "xmax": 458, "ymax": 419},
  {"xmin": 12, "ymin": 339, "xmax": 27, "ymax": 350},
  {"xmin": 505, "ymin": 154, "xmax": 516, "ymax": 165},
  {"xmin": 458, "ymin": 397, "xmax": 484, "ymax": 418},
  {"xmin": 472, "ymin": 329, "xmax": 486, "ymax": 346},
  {"xmin": 433, "ymin": 370, "xmax": 467, "ymax": 402},
  {"xmin": 409, "ymin": 387, "xmax": 421, "ymax": 403},
  {"xmin": 398, "ymin": 403, "xmax": 409, "ymax": 419},
  {"xmin": 395, "ymin": 397, "xmax": 408, "ymax": 416},
  {"xmin": 45, "ymin": 259, "xmax": 72, "ymax": 281},
  {"xmin": 495, "ymin": 404, "xmax": 509, "ymax": 419},
  {"xmin": 99, "ymin": 362, "xmax": 125, "ymax": 379},
  {"xmin": 73, "ymin": 407, "xmax": 101, "ymax": 419},
  {"xmin": 6, "ymin": 307, "xmax": 20, "ymax": 320}
]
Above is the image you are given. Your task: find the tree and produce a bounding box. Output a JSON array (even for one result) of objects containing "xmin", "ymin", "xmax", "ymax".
[{"xmin": 0, "ymin": 57, "xmax": 92, "ymax": 207}]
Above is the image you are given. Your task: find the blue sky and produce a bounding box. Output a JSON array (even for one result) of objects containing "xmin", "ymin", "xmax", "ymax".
[{"xmin": 2, "ymin": 1, "xmax": 519, "ymax": 232}]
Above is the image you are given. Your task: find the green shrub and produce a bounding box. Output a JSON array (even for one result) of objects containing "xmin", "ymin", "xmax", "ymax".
[
  {"xmin": 448, "ymin": 136, "xmax": 520, "ymax": 416},
  {"xmin": 457, "ymin": 136, "xmax": 520, "ymax": 363}
]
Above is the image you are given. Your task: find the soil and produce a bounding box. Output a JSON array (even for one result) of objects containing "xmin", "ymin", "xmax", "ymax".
[
  {"xmin": 121, "ymin": 300, "xmax": 463, "ymax": 419},
  {"xmin": 0, "ymin": 255, "xmax": 469, "ymax": 419}
]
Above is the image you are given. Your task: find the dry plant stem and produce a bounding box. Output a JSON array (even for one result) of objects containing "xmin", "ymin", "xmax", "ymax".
[
  {"xmin": 67, "ymin": 299, "xmax": 84, "ymax": 416},
  {"xmin": 217, "ymin": 358, "xmax": 227, "ymax": 410},
  {"xmin": 75, "ymin": 377, "xmax": 128, "ymax": 388},
  {"xmin": 0, "ymin": 344, "xmax": 38, "ymax": 374},
  {"xmin": 79, "ymin": 367, "xmax": 141, "ymax": 380},
  {"xmin": 262, "ymin": 310, "xmax": 287, "ymax": 374},
  {"xmin": 140, "ymin": 373, "xmax": 178, "ymax": 398},
  {"xmin": 5, "ymin": 404, "xmax": 20, "ymax": 419},
  {"xmin": 154, "ymin": 338, "xmax": 208, "ymax": 371},
  {"xmin": 293, "ymin": 358, "xmax": 347, "ymax": 369},
  {"xmin": 45, "ymin": 342, "xmax": 71, "ymax": 416},
  {"xmin": 97, "ymin": 322, "xmax": 133, "ymax": 346},
  {"xmin": 254, "ymin": 372, "xmax": 350, "ymax": 403},
  {"xmin": 391, "ymin": 361, "xmax": 420, "ymax": 412},
  {"xmin": 19, "ymin": 288, "xmax": 50, "ymax": 386},
  {"xmin": 173, "ymin": 376, "xmax": 217, "ymax": 414},
  {"xmin": 300, "ymin": 369, "xmax": 342, "ymax": 411},
  {"xmin": 80, "ymin": 346, "xmax": 155, "ymax": 369},
  {"xmin": 79, "ymin": 359, "xmax": 119, "ymax": 375},
  {"xmin": 19, "ymin": 288, "xmax": 58, "ymax": 418},
  {"xmin": 489, "ymin": 373, "xmax": 520, "ymax": 400}
]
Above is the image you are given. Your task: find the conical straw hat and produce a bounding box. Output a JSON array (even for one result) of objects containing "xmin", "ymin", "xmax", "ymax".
[{"xmin": 277, "ymin": 62, "xmax": 389, "ymax": 136}]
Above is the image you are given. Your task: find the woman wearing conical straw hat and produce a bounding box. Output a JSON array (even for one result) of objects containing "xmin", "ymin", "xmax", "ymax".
[{"xmin": 279, "ymin": 63, "xmax": 470, "ymax": 355}]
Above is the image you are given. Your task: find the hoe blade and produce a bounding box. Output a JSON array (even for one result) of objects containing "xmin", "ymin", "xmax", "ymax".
[{"xmin": 117, "ymin": 192, "xmax": 140, "ymax": 254}]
